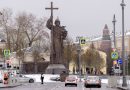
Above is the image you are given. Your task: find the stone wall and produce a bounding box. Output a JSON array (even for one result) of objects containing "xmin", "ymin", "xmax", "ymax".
[{"xmin": 22, "ymin": 62, "xmax": 49, "ymax": 74}]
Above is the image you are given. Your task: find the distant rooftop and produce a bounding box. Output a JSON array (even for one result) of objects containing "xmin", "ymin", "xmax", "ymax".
[
  {"xmin": 104, "ymin": 24, "xmax": 108, "ymax": 30},
  {"xmin": 91, "ymin": 36, "xmax": 102, "ymax": 41}
]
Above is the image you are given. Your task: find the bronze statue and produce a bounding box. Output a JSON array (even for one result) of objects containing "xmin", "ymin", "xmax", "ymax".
[
  {"xmin": 45, "ymin": 2, "xmax": 68, "ymax": 74},
  {"xmin": 46, "ymin": 16, "xmax": 67, "ymax": 64}
]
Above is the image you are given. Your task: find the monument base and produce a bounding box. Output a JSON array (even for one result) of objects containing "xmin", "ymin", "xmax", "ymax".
[{"xmin": 45, "ymin": 64, "xmax": 67, "ymax": 74}]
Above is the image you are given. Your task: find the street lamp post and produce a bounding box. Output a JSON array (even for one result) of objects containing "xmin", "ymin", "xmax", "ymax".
[
  {"xmin": 120, "ymin": 0, "xmax": 127, "ymax": 87},
  {"xmin": 77, "ymin": 44, "xmax": 81, "ymax": 81},
  {"xmin": 112, "ymin": 14, "xmax": 116, "ymax": 48},
  {"xmin": 76, "ymin": 36, "xmax": 82, "ymax": 81},
  {"xmin": 67, "ymin": 41, "xmax": 70, "ymax": 70}
]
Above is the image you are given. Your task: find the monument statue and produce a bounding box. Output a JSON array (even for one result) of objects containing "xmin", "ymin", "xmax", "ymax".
[
  {"xmin": 45, "ymin": 2, "xmax": 68, "ymax": 74},
  {"xmin": 46, "ymin": 16, "xmax": 67, "ymax": 64}
]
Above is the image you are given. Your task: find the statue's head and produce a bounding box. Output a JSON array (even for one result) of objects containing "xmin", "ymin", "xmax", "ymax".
[{"xmin": 55, "ymin": 18, "xmax": 60, "ymax": 26}]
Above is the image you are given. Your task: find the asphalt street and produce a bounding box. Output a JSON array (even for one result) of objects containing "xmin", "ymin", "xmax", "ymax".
[{"xmin": 0, "ymin": 82, "xmax": 119, "ymax": 90}]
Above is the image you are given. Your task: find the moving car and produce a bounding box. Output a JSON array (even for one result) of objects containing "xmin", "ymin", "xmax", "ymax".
[
  {"xmin": 84, "ymin": 76, "xmax": 101, "ymax": 88},
  {"xmin": 65, "ymin": 75, "xmax": 78, "ymax": 87},
  {"xmin": 18, "ymin": 74, "xmax": 35, "ymax": 83}
]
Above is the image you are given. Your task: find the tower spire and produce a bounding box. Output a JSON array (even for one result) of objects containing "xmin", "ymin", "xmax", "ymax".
[
  {"xmin": 104, "ymin": 24, "xmax": 108, "ymax": 29},
  {"xmin": 102, "ymin": 24, "xmax": 110, "ymax": 40}
]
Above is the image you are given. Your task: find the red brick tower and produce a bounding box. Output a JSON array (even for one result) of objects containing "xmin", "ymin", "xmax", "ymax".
[{"xmin": 100, "ymin": 24, "xmax": 112, "ymax": 74}]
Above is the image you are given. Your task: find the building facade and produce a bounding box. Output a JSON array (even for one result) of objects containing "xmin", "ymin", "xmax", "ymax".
[{"xmin": 86, "ymin": 24, "xmax": 112, "ymax": 74}]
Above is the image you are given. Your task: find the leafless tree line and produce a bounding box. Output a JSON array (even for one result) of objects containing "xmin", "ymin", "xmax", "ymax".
[
  {"xmin": 81, "ymin": 43, "xmax": 105, "ymax": 74},
  {"xmin": 0, "ymin": 8, "xmax": 50, "ymax": 56}
]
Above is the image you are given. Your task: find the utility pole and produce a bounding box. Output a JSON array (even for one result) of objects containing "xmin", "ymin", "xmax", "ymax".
[{"xmin": 120, "ymin": 0, "xmax": 127, "ymax": 87}]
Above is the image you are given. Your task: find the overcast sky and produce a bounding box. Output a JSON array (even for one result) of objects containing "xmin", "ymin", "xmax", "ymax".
[{"xmin": 0, "ymin": 0, "xmax": 130, "ymax": 40}]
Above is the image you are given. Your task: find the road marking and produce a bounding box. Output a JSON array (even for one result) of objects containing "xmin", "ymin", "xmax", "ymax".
[
  {"xmin": 81, "ymin": 82, "xmax": 85, "ymax": 90},
  {"xmin": 49, "ymin": 84, "xmax": 62, "ymax": 90}
]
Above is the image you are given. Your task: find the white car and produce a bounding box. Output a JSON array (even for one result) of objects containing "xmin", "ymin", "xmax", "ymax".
[
  {"xmin": 18, "ymin": 74, "xmax": 35, "ymax": 83},
  {"xmin": 0, "ymin": 73, "xmax": 3, "ymax": 83},
  {"xmin": 84, "ymin": 76, "xmax": 101, "ymax": 88},
  {"xmin": 65, "ymin": 75, "xmax": 78, "ymax": 87},
  {"xmin": 0, "ymin": 78, "xmax": 2, "ymax": 83}
]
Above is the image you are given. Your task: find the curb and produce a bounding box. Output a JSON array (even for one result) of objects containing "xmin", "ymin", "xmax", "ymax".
[
  {"xmin": 0, "ymin": 84, "xmax": 22, "ymax": 88},
  {"xmin": 117, "ymin": 86, "xmax": 129, "ymax": 90}
]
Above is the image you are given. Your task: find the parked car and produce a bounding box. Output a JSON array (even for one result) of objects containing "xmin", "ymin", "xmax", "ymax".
[
  {"xmin": 50, "ymin": 76, "xmax": 60, "ymax": 81},
  {"xmin": 18, "ymin": 74, "xmax": 35, "ymax": 83},
  {"xmin": 84, "ymin": 76, "xmax": 101, "ymax": 88},
  {"xmin": 65, "ymin": 75, "xmax": 78, "ymax": 87}
]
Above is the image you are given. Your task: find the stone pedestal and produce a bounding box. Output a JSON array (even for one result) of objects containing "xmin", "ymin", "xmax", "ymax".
[{"xmin": 45, "ymin": 64, "xmax": 67, "ymax": 74}]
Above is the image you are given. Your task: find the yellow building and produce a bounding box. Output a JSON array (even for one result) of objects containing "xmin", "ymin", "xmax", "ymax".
[
  {"xmin": 69, "ymin": 24, "xmax": 111, "ymax": 74},
  {"xmin": 69, "ymin": 44, "xmax": 107, "ymax": 75},
  {"xmin": 116, "ymin": 32, "xmax": 130, "ymax": 57}
]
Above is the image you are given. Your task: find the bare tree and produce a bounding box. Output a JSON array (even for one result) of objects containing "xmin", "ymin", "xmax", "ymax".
[
  {"xmin": 15, "ymin": 12, "xmax": 49, "ymax": 73},
  {"xmin": 0, "ymin": 8, "xmax": 13, "ymax": 50},
  {"xmin": 63, "ymin": 36, "xmax": 78, "ymax": 69},
  {"xmin": 15, "ymin": 12, "xmax": 49, "ymax": 47},
  {"xmin": 0, "ymin": 8, "xmax": 49, "ymax": 50},
  {"xmin": 32, "ymin": 37, "xmax": 49, "ymax": 73},
  {"xmin": 0, "ymin": 9, "xmax": 50, "ymax": 74},
  {"xmin": 81, "ymin": 43, "xmax": 105, "ymax": 74},
  {"xmin": 32, "ymin": 48, "xmax": 41, "ymax": 73}
]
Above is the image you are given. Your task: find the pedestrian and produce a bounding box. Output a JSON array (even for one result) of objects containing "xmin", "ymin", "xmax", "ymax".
[
  {"xmin": 40, "ymin": 73, "xmax": 44, "ymax": 84},
  {"xmin": 3, "ymin": 73, "xmax": 9, "ymax": 84}
]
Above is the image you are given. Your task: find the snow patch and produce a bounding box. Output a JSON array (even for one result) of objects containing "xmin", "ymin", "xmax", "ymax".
[
  {"xmin": 24, "ymin": 74, "xmax": 60, "ymax": 82},
  {"xmin": 24, "ymin": 74, "xmax": 109, "ymax": 84}
]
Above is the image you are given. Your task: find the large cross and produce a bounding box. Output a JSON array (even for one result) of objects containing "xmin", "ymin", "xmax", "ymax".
[
  {"xmin": 45, "ymin": 2, "xmax": 58, "ymax": 24},
  {"xmin": 45, "ymin": 2, "xmax": 58, "ymax": 64}
]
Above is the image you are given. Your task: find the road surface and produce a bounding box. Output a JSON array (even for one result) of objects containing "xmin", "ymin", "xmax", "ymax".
[{"xmin": 0, "ymin": 82, "xmax": 119, "ymax": 90}]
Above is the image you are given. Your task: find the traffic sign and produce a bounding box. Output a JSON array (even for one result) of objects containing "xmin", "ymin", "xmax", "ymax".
[
  {"xmin": 113, "ymin": 60, "xmax": 117, "ymax": 65},
  {"xmin": 114, "ymin": 64, "xmax": 121, "ymax": 74},
  {"xmin": 117, "ymin": 59, "xmax": 123, "ymax": 64},
  {"xmin": 111, "ymin": 51, "xmax": 118, "ymax": 60},
  {"xmin": 112, "ymin": 48, "xmax": 116, "ymax": 52},
  {"xmin": 114, "ymin": 69, "xmax": 122, "ymax": 74},
  {"xmin": 80, "ymin": 37, "xmax": 86, "ymax": 46},
  {"xmin": 4, "ymin": 49, "xmax": 10, "ymax": 57},
  {"xmin": 6, "ymin": 60, "xmax": 11, "ymax": 68}
]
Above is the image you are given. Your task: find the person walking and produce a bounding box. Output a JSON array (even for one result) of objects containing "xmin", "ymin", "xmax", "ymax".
[{"xmin": 41, "ymin": 74, "xmax": 44, "ymax": 84}]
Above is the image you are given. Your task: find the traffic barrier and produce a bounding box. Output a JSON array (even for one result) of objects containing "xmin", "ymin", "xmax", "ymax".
[{"xmin": 108, "ymin": 76, "xmax": 118, "ymax": 88}]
